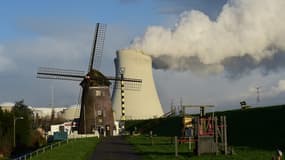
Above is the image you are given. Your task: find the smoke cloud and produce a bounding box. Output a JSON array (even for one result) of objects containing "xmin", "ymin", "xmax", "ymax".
[{"xmin": 130, "ymin": 0, "xmax": 285, "ymax": 77}]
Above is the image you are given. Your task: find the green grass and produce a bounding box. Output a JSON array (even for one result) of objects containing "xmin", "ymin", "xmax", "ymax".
[
  {"xmin": 127, "ymin": 136, "xmax": 277, "ymax": 160},
  {"xmin": 32, "ymin": 137, "xmax": 99, "ymax": 160}
]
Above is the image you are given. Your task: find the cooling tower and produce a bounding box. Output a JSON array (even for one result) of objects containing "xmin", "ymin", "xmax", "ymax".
[
  {"xmin": 112, "ymin": 49, "xmax": 164, "ymax": 120},
  {"xmin": 60, "ymin": 105, "xmax": 80, "ymax": 120}
]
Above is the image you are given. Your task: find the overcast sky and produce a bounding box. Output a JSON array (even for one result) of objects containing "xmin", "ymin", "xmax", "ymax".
[{"xmin": 1, "ymin": 0, "xmax": 285, "ymax": 112}]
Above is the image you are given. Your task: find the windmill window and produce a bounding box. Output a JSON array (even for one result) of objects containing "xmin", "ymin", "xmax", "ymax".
[{"xmin": 95, "ymin": 90, "xmax": 101, "ymax": 96}]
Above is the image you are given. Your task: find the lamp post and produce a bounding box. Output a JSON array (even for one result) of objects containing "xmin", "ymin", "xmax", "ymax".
[{"xmin": 13, "ymin": 116, "xmax": 24, "ymax": 147}]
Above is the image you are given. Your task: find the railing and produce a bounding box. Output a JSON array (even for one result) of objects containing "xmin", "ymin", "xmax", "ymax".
[
  {"xmin": 13, "ymin": 140, "xmax": 68, "ymax": 160},
  {"xmin": 12, "ymin": 134, "xmax": 99, "ymax": 160}
]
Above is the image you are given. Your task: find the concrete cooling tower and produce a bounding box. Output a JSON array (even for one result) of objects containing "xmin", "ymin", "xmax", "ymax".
[{"xmin": 112, "ymin": 49, "xmax": 164, "ymax": 120}]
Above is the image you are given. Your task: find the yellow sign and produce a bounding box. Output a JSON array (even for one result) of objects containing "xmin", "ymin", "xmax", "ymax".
[{"xmin": 183, "ymin": 116, "xmax": 192, "ymax": 127}]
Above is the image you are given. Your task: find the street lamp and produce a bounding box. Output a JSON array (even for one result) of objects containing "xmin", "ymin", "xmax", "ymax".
[{"xmin": 13, "ymin": 116, "xmax": 24, "ymax": 147}]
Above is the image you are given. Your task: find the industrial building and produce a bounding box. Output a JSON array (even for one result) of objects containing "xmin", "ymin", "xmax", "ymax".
[
  {"xmin": 112, "ymin": 49, "xmax": 164, "ymax": 120},
  {"xmin": 59, "ymin": 104, "xmax": 80, "ymax": 120}
]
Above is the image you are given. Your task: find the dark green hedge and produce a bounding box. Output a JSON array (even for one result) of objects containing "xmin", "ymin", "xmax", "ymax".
[
  {"xmin": 125, "ymin": 116, "xmax": 183, "ymax": 136},
  {"xmin": 126, "ymin": 104, "xmax": 285, "ymax": 150},
  {"xmin": 216, "ymin": 105, "xmax": 285, "ymax": 149}
]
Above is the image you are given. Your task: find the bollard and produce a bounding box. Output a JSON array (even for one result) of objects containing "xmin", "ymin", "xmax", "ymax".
[
  {"xmin": 175, "ymin": 136, "xmax": 178, "ymax": 157},
  {"xmin": 150, "ymin": 131, "xmax": 153, "ymax": 145}
]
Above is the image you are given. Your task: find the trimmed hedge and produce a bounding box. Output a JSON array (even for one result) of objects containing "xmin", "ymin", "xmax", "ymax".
[
  {"xmin": 216, "ymin": 105, "xmax": 285, "ymax": 149},
  {"xmin": 126, "ymin": 104, "xmax": 285, "ymax": 149}
]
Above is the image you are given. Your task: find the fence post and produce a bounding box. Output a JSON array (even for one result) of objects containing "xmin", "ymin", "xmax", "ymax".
[
  {"xmin": 188, "ymin": 136, "xmax": 191, "ymax": 151},
  {"xmin": 197, "ymin": 117, "xmax": 200, "ymax": 156},
  {"xmin": 175, "ymin": 136, "xmax": 178, "ymax": 157},
  {"xmin": 223, "ymin": 116, "xmax": 228, "ymax": 155},
  {"xmin": 170, "ymin": 137, "xmax": 173, "ymax": 144},
  {"xmin": 214, "ymin": 116, "xmax": 218, "ymax": 155},
  {"xmin": 220, "ymin": 117, "xmax": 224, "ymax": 143},
  {"xmin": 150, "ymin": 131, "xmax": 153, "ymax": 146}
]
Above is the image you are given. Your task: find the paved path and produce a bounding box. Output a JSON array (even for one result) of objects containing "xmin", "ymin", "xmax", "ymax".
[{"xmin": 89, "ymin": 136, "xmax": 142, "ymax": 160}]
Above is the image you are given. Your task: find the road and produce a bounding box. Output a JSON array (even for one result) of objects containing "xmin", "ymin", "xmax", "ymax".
[{"xmin": 89, "ymin": 136, "xmax": 142, "ymax": 160}]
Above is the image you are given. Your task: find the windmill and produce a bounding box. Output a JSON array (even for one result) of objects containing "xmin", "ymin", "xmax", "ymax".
[{"xmin": 37, "ymin": 23, "xmax": 142, "ymax": 135}]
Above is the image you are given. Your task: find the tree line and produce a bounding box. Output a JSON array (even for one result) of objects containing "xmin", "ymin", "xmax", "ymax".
[{"xmin": 0, "ymin": 100, "xmax": 46, "ymax": 158}]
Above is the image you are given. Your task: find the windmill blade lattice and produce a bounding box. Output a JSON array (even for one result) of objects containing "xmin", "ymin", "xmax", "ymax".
[
  {"xmin": 88, "ymin": 23, "xmax": 107, "ymax": 71},
  {"xmin": 37, "ymin": 75, "xmax": 83, "ymax": 81},
  {"xmin": 107, "ymin": 75, "xmax": 142, "ymax": 91},
  {"xmin": 113, "ymin": 81, "xmax": 142, "ymax": 91},
  {"xmin": 38, "ymin": 67, "xmax": 85, "ymax": 76},
  {"xmin": 37, "ymin": 67, "xmax": 85, "ymax": 81}
]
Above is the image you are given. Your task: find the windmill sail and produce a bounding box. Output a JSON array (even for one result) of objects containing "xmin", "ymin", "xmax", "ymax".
[
  {"xmin": 37, "ymin": 67, "xmax": 85, "ymax": 81},
  {"xmin": 37, "ymin": 67, "xmax": 142, "ymax": 84},
  {"xmin": 88, "ymin": 23, "xmax": 107, "ymax": 72}
]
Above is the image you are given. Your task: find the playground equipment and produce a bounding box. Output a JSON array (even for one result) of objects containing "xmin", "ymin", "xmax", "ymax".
[{"xmin": 179, "ymin": 105, "xmax": 228, "ymax": 155}]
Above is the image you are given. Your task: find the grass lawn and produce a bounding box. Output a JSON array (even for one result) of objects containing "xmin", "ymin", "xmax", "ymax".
[
  {"xmin": 127, "ymin": 136, "xmax": 277, "ymax": 160},
  {"xmin": 32, "ymin": 137, "xmax": 99, "ymax": 160}
]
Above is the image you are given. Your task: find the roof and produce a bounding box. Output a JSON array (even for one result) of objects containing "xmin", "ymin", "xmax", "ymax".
[{"xmin": 0, "ymin": 102, "xmax": 15, "ymax": 107}]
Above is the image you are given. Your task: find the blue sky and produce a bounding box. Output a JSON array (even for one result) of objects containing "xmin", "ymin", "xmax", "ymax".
[
  {"xmin": 0, "ymin": 1, "xmax": 146, "ymax": 39},
  {"xmin": 0, "ymin": 0, "xmax": 226, "ymax": 38},
  {"xmin": 1, "ymin": 0, "xmax": 285, "ymax": 112}
]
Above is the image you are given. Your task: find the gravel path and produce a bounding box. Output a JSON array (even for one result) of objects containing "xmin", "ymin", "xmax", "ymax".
[{"xmin": 89, "ymin": 136, "xmax": 142, "ymax": 160}]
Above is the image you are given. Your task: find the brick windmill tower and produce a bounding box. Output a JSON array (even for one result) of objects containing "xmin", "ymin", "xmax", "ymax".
[{"xmin": 37, "ymin": 23, "xmax": 141, "ymax": 135}]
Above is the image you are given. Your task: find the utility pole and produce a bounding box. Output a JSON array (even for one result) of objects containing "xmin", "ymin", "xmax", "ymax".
[
  {"xmin": 14, "ymin": 116, "xmax": 24, "ymax": 147},
  {"xmin": 256, "ymin": 87, "xmax": 261, "ymax": 104},
  {"xmin": 180, "ymin": 97, "xmax": 184, "ymax": 115},
  {"xmin": 51, "ymin": 84, "xmax": 54, "ymax": 107},
  {"xmin": 84, "ymin": 103, "xmax": 86, "ymax": 134},
  {"xmin": 170, "ymin": 99, "xmax": 175, "ymax": 115}
]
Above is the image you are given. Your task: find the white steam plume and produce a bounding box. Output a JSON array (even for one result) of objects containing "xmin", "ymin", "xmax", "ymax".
[{"xmin": 130, "ymin": 0, "xmax": 285, "ymax": 77}]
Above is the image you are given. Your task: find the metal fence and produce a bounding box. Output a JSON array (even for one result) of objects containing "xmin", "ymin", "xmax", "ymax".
[{"xmin": 13, "ymin": 140, "xmax": 67, "ymax": 160}]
